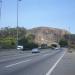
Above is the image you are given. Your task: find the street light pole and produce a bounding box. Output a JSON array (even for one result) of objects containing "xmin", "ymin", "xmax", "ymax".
[
  {"xmin": 68, "ymin": 26, "xmax": 71, "ymax": 48},
  {"xmin": 16, "ymin": 0, "xmax": 22, "ymax": 49},
  {"xmin": 16, "ymin": 0, "xmax": 19, "ymax": 48}
]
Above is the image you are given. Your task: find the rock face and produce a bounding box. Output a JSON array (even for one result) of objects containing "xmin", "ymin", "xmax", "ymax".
[{"xmin": 28, "ymin": 27, "xmax": 69, "ymax": 46}]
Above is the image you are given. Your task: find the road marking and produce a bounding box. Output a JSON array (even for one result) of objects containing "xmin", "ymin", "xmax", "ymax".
[
  {"xmin": 5, "ymin": 59, "xmax": 31, "ymax": 68},
  {"xmin": 46, "ymin": 51, "xmax": 66, "ymax": 75},
  {"xmin": 0, "ymin": 54, "xmax": 38, "ymax": 63}
]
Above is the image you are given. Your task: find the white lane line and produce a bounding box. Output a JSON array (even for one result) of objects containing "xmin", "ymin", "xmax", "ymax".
[
  {"xmin": 5, "ymin": 59, "xmax": 31, "ymax": 68},
  {"xmin": 46, "ymin": 51, "xmax": 66, "ymax": 75}
]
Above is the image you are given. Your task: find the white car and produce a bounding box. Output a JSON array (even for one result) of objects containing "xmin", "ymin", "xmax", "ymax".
[
  {"xmin": 32, "ymin": 48, "xmax": 40, "ymax": 53},
  {"xmin": 17, "ymin": 45, "xmax": 23, "ymax": 50},
  {"xmin": 55, "ymin": 47, "xmax": 59, "ymax": 50}
]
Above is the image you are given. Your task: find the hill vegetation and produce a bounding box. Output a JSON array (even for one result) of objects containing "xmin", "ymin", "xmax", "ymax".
[{"xmin": 0, "ymin": 27, "xmax": 70, "ymax": 49}]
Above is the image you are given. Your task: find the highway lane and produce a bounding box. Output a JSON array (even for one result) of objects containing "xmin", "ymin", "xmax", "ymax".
[
  {"xmin": 0, "ymin": 49, "xmax": 55, "ymax": 62},
  {"xmin": 0, "ymin": 49, "xmax": 65, "ymax": 75},
  {"xmin": 0, "ymin": 49, "xmax": 60, "ymax": 68}
]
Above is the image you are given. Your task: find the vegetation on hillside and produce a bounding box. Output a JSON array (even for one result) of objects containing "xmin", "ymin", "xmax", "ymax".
[
  {"xmin": 18, "ymin": 34, "xmax": 38, "ymax": 50},
  {"xmin": 0, "ymin": 27, "xmax": 74, "ymax": 49},
  {"xmin": 0, "ymin": 27, "xmax": 38, "ymax": 49},
  {"xmin": 59, "ymin": 39, "xmax": 68, "ymax": 47}
]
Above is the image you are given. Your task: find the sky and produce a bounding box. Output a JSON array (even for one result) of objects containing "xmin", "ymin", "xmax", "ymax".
[{"xmin": 0, "ymin": 0, "xmax": 75, "ymax": 33}]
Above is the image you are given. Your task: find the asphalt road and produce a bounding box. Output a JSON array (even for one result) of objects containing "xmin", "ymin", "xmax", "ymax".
[
  {"xmin": 51, "ymin": 50, "xmax": 75, "ymax": 75},
  {"xmin": 0, "ymin": 48, "xmax": 74, "ymax": 75},
  {"xmin": 0, "ymin": 49, "xmax": 58, "ymax": 62}
]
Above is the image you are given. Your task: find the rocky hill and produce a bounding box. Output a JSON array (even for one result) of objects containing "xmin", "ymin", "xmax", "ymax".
[{"xmin": 28, "ymin": 27, "xmax": 69, "ymax": 46}]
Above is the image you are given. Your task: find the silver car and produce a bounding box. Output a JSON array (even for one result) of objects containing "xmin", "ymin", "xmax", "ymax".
[{"xmin": 32, "ymin": 48, "xmax": 40, "ymax": 53}]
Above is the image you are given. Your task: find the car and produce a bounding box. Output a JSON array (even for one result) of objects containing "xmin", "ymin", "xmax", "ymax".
[
  {"xmin": 32, "ymin": 48, "xmax": 40, "ymax": 53},
  {"xmin": 55, "ymin": 47, "xmax": 59, "ymax": 50},
  {"xmin": 17, "ymin": 45, "xmax": 23, "ymax": 50}
]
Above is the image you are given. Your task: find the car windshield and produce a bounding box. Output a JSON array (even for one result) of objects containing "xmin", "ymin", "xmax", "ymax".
[{"xmin": 0, "ymin": 0, "xmax": 75, "ymax": 75}]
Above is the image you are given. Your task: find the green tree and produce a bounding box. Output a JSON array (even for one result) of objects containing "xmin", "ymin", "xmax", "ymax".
[
  {"xmin": 0, "ymin": 37, "xmax": 16, "ymax": 49},
  {"xmin": 18, "ymin": 34, "xmax": 38, "ymax": 50},
  {"xmin": 59, "ymin": 39, "xmax": 68, "ymax": 47},
  {"xmin": 26, "ymin": 34, "xmax": 35, "ymax": 43}
]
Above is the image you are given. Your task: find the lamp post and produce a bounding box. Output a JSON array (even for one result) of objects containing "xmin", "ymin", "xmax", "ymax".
[
  {"xmin": 68, "ymin": 26, "xmax": 71, "ymax": 48},
  {"xmin": 16, "ymin": 0, "xmax": 22, "ymax": 49},
  {"xmin": 66, "ymin": 25, "xmax": 71, "ymax": 49},
  {"xmin": 16, "ymin": 0, "xmax": 19, "ymax": 49}
]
